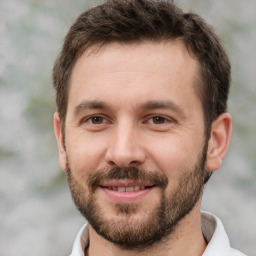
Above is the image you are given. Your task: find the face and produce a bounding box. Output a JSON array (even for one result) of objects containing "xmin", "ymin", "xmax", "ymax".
[{"xmin": 55, "ymin": 41, "xmax": 209, "ymax": 249}]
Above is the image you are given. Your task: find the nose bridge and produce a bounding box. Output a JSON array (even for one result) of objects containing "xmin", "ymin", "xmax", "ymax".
[{"xmin": 105, "ymin": 118, "xmax": 145, "ymax": 167}]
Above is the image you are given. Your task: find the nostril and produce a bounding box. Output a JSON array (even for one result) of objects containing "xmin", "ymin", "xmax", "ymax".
[
  {"xmin": 107, "ymin": 160, "xmax": 116, "ymax": 166},
  {"xmin": 106, "ymin": 159, "xmax": 142, "ymax": 168},
  {"xmin": 129, "ymin": 160, "xmax": 142, "ymax": 166}
]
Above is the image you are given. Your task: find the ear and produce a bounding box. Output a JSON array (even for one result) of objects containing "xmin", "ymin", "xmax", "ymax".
[
  {"xmin": 206, "ymin": 113, "xmax": 232, "ymax": 172},
  {"xmin": 53, "ymin": 112, "xmax": 67, "ymax": 171}
]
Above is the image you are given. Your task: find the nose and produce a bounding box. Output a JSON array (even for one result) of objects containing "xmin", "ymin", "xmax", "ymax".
[{"xmin": 105, "ymin": 122, "xmax": 146, "ymax": 167}]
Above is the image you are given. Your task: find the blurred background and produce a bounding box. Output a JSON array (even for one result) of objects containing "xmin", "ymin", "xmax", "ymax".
[{"xmin": 0, "ymin": 0, "xmax": 255, "ymax": 255}]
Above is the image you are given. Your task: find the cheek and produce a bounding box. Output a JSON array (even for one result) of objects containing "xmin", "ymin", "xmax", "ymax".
[
  {"xmin": 66, "ymin": 133, "xmax": 108, "ymax": 172},
  {"xmin": 145, "ymin": 135, "xmax": 202, "ymax": 179},
  {"xmin": 147, "ymin": 138, "xmax": 186, "ymax": 169}
]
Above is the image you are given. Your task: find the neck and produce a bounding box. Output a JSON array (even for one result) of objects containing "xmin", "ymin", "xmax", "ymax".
[{"xmin": 86, "ymin": 204, "xmax": 207, "ymax": 256}]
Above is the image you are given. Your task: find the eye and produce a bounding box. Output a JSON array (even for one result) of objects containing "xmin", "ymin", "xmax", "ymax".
[
  {"xmin": 150, "ymin": 116, "xmax": 167, "ymax": 124},
  {"xmin": 81, "ymin": 115, "xmax": 108, "ymax": 125},
  {"xmin": 89, "ymin": 116, "xmax": 105, "ymax": 124},
  {"xmin": 81, "ymin": 115, "xmax": 110, "ymax": 131},
  {"xmin": 143, "ymin": 115, "xmax": 176, "ymax": 131},
  {"xmin": 147, "ymin": 115, "xmax": 169, "ymax": 124}
]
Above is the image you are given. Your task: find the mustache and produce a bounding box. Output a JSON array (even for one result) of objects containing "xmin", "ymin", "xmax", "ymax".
[{"xmin": 87, "ymin": 167, "xmax": 168, "ymax": 191}]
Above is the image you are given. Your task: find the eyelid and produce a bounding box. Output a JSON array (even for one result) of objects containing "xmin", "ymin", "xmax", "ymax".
[
  {"xmin": 81, "ymin": 114, "xmax": 111, "ymax": 125},
  {"xmin": 144, "ymin": 114, "xmax": 174, "ymax": 124}
]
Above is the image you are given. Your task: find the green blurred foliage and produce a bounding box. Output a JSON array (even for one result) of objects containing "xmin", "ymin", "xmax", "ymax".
[
  {"xmin": 0, "ymin": 147, "xmax": 17, "ymax": 159},
  {"xmin": 36, "ymin": 170, "xmax": 66, "ymax": 195},
  {"xmin": 26, "ymin": 94, "xmax": 55, "ymax": 131}
]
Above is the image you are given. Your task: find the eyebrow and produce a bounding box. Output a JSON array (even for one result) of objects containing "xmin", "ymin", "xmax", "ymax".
[
  {"xmin": 74, "ymin": 100, "xmax": 110, "ymax": 116},
  {"xmin": 140, "ymin": 100, "xmax": 178, "ymax": 110},
  {"xmin": 139, "ymin": 100, "xmax": 184, "ymax": 115},
  {"xmin": 73, "ymin": 99, "xmax": 184, "ymax": 116}
]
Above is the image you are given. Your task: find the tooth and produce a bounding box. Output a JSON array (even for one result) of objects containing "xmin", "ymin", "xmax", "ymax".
[
  {"xmin": 125, "ymin": 186, "xmax": 133, "ymax": 192},
  {"xmin": 134, "ymin": 186, "xmax": 140, "ymax": 191},
  {"xmin": 118, "ymin": 187, "xmax": 126, "ymax": 192},
  {"xmin": 112, "ymin": 187, "xmax": 118, "ymax": 191},
  {"xmin": 140, "ymin": 186, "xmax": 146, "ymax": 190}
]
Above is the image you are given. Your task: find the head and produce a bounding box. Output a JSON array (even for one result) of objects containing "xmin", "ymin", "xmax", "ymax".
[
  {"xmin": 53, "ymin": 0, "xmax": 231, "ymax": 137},
  {"xmin": 53, "ymin": 0, "xmax": 232, "ymax": 250}
]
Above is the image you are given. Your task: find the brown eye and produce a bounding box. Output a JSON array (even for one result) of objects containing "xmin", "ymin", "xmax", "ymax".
[
  {"xmin": 151, "ymin": 116, "xmax": 167, "ymax": 124},
  {"xmin": 90, "ymin": 116, "xmax": 104, "ymax": 124}
]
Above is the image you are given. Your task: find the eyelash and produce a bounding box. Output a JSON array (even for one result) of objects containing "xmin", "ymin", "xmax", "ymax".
[
  {"xmin": 82, "ymin": 115, "xmax": 108, "ymax": 125},
  {"xmin": 146, "ymin": 115, "xmax": 171, "ymax": 124}
]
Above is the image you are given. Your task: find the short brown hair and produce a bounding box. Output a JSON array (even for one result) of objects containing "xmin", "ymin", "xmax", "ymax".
[{"xmin": 53, "ymin": 0, "xmax": 231, "ymax": 135}]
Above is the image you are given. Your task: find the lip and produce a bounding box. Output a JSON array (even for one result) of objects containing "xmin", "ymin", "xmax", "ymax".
[
  {"xmin": 101, "ymin": 180, "xmax": 154, "ymax": 187},
  {"xmin": 100, "ymin": 180, "xmax": 155, "ymax": 203}
]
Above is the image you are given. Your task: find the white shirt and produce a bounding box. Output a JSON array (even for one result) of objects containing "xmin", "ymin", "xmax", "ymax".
[{"xmin": 70, "ymin": 212, "xmax": 247, "ymax": 256}]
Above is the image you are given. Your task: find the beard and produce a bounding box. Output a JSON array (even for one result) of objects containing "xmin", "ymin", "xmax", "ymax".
[{"xmin": 66, "ymin": 143, "xmax": 208, "ymax": 250}]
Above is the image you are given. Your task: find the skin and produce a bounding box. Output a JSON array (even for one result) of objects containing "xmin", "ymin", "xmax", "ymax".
[{"xmin": 54, "ymin": 40, "xmax": 232, "ymax": 256}]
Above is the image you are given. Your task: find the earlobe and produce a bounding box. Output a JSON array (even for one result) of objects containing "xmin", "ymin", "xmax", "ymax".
[
  {"xmin": 206, "ymin": 113, "xmax": 232, "ymax": 172},
  {"xmin": 53, "ymin": 112, "xmax": 67, "ymax": 171}
]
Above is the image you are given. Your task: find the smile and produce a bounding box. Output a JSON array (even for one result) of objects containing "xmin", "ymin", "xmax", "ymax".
[
  {"xmin": 99, "ymin": 182, "xmax": 156, "ymax": 202},
  {"xmin": 104, "ymin": 186, "xmax": 152, "ymax": 192}
]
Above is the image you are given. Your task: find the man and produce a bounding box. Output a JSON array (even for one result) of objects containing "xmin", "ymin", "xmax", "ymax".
[{"xmin": 53, "ymin": 0, "xmax": 246, "ymax": 255}]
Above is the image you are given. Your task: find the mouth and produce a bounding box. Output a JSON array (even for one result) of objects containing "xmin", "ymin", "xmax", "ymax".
[
  {"xmin": 101, "ymin": 185, "xmax": 154, "ymax": 192},
  {"xmin": 99, "ymin": 181, "xmax": 156, "ymax": 202}
]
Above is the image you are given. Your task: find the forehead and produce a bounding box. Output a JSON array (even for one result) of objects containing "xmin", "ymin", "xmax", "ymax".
[
  {"xmin": 68, "ymin": 40, "xmax": 201, "ymax": 113},
  {"xmin": 73, "ymin": 40, "xmax": 198, "ymax": 78}
]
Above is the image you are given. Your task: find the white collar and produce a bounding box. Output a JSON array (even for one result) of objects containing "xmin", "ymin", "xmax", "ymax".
[
  {"xmin": 70, "ymin": 222, "xmax": 89, "ymax": 256},
  {"xmin": 70, "ymin": 211, "xmax": 246, "ymax": 256},
  {"xmin": 201, "ymin": 211, "xmax": 245, "ymax": 255}
]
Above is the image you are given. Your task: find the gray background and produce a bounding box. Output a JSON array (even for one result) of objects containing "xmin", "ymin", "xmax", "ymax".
[{"xmin": 0, "ymin": 0, "xmax": 255, "ymax": 255}]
